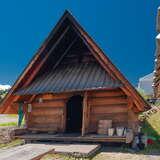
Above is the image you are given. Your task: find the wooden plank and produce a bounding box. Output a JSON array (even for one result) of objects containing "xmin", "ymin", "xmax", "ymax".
[
  {"xmin": 35, "ymin": 93, "xmax": 69, "ymax": 101},
  {"xmin": 90, "ymin": 112, "xmax": 128, "ymax": 122},
  {"xmin": 0, "ymin": 143, "xmax": 54, "ymax": 160},
  {"xmin": 15, "ymin": 134, "xmax": 126, "ymax": 143},
  {"xmin": 62, "ymin": 103, "xmax": 66, "ymax": 132},
  {"xmin": 89, "ymin": 90, "xmax": 125, "ymax": 98},
  {"xmin": 31, "ymin": 108, "xmax": 63, "ymax": 116},
  {"xmin": 88, "ymin": 97, "xmax": 127, "ymax": 106},
  {"xmin": 28, "ymin": 95, "xmax": 37, "ymax": 103},
  {"xmin": 82, "ymin": 92, "xmax": 88, "ymax": 136},
  {"xmin": 30, "ymin": 123, "xmax": 59, "ymax": 128},
  {"xmin": 22, "ymin": 26, "xmax": 70, "ymax": 88},
  {"xmin": 31, "ymin": 115, "xmax": 61, "ymax": 124},
  {"xmin": 28, "ymin": 127, "xmax": 58, "ymax": 132},
  {"xmin": 32, "ymin": 101, "xmax": 64, "ymax": 108},
  {"xmin": 51, "ymin": 37, "xmax": 78, "ymax": 70},
  {"xmin": 120, "ymin": 87, "xmax": 144, "ymax": 111},
  {"xmin": 91, "ymin": 105, "xmax": 128, "ymax": 114}
]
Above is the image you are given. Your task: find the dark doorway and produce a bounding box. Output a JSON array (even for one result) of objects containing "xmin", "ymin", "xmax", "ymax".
[{"xmin": 66, "ymin": 95, "xmax": 83, "ymax": 133}]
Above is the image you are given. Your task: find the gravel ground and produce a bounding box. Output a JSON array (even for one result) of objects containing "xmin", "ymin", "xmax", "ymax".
[
  {"xmin": 93, "ymin": 151, "xmax": 160, "ymax": 160},
  {"xmin": 41, "ymin": 146, "xmax": 160, "ymax": 160},
  {"xmin": 92, "ymin": 147, "xmax": 160, "ymax": 160}
]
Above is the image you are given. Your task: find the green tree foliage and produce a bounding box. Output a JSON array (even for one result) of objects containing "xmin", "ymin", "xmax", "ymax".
[{"xmin": 0, "ymin": 89, "xmax": 8, "ymax": 102}]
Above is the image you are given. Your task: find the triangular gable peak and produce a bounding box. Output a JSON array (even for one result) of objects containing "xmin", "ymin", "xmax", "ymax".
[{"xmin": 0, "ymin": 10, "xmax": 149, "ymax": 113}]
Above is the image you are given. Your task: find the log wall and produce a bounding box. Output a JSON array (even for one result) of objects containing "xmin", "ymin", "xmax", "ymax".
[
  {"xmin": 26, "ymin": 93, "xmax": 71, "ymax": 132},
  {"xmin": 87, "ymin": 89, "xmax": 130, "ymax": 133},
  {"xmin": 25, "ymin": 89, "xmax": 139, "ymax": 133}
]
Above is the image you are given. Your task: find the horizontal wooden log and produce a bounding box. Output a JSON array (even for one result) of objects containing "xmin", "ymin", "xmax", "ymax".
[
  {"xmin": 31, "ymin": 108, "xmax": 63, "ymax": 116},
  {"xmin": 89, "ymin": 90, "xmax": 125, "ymax": 98},
  {"xmin": 90, "ymin": 112, "xmax": 128, "ymax": 122},
  {"xmin": 11, "ymin": 128, "xmax": 28, "ymax": 136},
  {"xmin": 28, "ymin": 127, "xmax": 58, "ymax": 132},
  {"xmin": 32, "ymin": 101, "xmax": 65, "ymax": 108},
  {"xmin": 31, "ymin": 115, "xmax": 61, "ymax": 124},
  {"xmin": 88, "ymin": 97, "xmax": 127, "ymax": 106},
  {"xmin": 28, "ymin": 123, "xmax": 60, "ymax": 128},
  {"xmin": 35, "ymin": 93, "xmax": 70, "ymax": 101},
  {"xmin": 91, "ymin": 105, "xmax": 128, "ymax": 114},
  {"xmin": 15, "ymin": 134, "xmax": 127, "ymax": 143}
]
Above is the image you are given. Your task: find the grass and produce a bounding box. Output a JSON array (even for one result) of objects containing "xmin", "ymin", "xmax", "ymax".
[
  {"xmin": 140, "ymin": 109, "xmax": 160, "ymax": 153},
  {"xmin": 41, "ymin": 154, "xmax": 90, "ymax": 160},
  {"xmin": 0, "ymin": 122, "xmax": 18, "ymax": 127},
  {"xmin": 141, "ymin": 110, "xmax": 160, "ymax": 140},
  {"xmin": 0, "ymin": 116, "xmax": 25, "ymax": 127}
]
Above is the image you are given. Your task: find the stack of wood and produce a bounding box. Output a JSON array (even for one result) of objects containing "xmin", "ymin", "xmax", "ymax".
[{"xmin": 97, "ymin": 120, "xmax": 112, "ymax": 135}]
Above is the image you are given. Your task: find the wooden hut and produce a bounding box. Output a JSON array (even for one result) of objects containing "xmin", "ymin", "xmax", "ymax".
[{"xmin": 0, "ymin": 11, "xmax": 149, "ymax": 143}]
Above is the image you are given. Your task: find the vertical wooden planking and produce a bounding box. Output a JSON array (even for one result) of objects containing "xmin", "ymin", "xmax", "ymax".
[
  {"xmin": 82, "ymin": 91, "xmax": 88, "ymax": 136},
  {"xmin": 127, "ymin": 96, "xmax": 139, "ymax": 133},
  {"xmin": 62, "ymin": 100, "xmax": 66, "ymax": 132}
]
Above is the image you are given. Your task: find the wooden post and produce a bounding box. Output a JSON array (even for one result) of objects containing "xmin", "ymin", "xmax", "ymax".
[
  {"xmin": 127, "ymin": 96, "xmax": 138, "ymax": 132},
  {"xmin": 62, "ymin": 100, "xmax": 66, "ymax": 133},
  {"xmin": 82, "ymin": 91, "xmax": 88, "ymax": 136},
  {"xmin": 25, "ymin": 95, "xmax": 36, "ymax": 128},
  {"xmin": 127, "ymin": 96, "xmax": 133, "ymax": 127}
]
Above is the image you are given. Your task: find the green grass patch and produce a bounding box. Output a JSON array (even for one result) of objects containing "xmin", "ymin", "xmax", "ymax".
[
  {"xmin": 142, "ymin": 111, "xmax": 160, "ymax": 139},
  {"xmin": 41, "ymin": 154, "xmax": 90, "ymax": 160},
  {"xmin": 0, "ymin": 122, "xmax": 18, "ymax": 127}
]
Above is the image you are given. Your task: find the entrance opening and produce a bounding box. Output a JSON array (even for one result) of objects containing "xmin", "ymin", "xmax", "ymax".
[{"xmin": 66, "ymin": 95, "xmax": 83, "ymax": 133}]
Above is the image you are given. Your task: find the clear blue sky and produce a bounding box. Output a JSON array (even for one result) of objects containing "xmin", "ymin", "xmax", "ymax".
[{"xmin": 0, "ymin": 0, "xmax": 159, "ymax": 86}]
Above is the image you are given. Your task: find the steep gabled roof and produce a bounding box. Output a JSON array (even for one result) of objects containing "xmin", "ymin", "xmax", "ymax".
[
  {"xmin": 0, "ymin": 10, "xmax": 149, "ymax": 114},
  {"xmin": 15, "ymin": 62, "xmax": 122, "ymax": 95}
]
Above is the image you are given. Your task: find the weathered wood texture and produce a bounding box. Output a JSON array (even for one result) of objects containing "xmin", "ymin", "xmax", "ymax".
[
  {"xmin": 15, "ymin": 133, "xmax": 126, "ymax": 143},
  {"xmin": 87, "ymin": 89, "xmax": 138, "ymax": 133},
  {"xmin": 27, "ymin": 93, "xmax": 71, "ymax": 132},
  {"xmin": 25, "ymin": 89, "xmax": 139, "ymax": 134},
  {"xmin": 0, "ymin": 143, "xmax": 54, "ymax": 160}
]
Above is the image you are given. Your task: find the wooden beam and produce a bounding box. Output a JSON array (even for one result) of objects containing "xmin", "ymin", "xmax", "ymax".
[
  {"xmin": 69, "ymin": 16, "xmax": 148, "ymax": 109},
  {"xmin": 121, "ymin": 87, "xmax": 143, "ymax": 111},
  {"xmin": 82, "ymin": 91, "xmax": 88, "ymax": 136},
  {"xmin": 52, "ymin": 37, "xmax": 78, "ymax": 70},
  {"xmin": 127, "ymin": 96, "xmax": 133, "ymax": 109},
  {"xmin": 13, "ymin": 95, "xmax": 21, "ymax": 103},
  {"xmin": 71, "ymin": 26, "xmax": 117, "ymax": 81},
  {"xmin": 23, "ymin": 26, "xmax": 70, "ymax": 88},
  {"xmin": 62, "ymin": 102, "xmax": 66, "ymax": 133}
]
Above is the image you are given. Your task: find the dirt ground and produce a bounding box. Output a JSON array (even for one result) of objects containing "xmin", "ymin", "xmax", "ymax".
[
  {"xmin": 92, "ymin": 147, "xmax": 160, "ymax": 160},
  {"xmin": 40, "ymin": 146, "xmax": 160, "ymax": 160}
]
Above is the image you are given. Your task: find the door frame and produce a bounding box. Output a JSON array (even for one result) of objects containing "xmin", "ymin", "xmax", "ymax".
[{"xmin": 63, "ymin": 91, "xmax": 89, "ymax": 136}]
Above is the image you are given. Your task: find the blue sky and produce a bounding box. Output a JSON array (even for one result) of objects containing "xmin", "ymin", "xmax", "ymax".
[{"xmin": 0, "ymin": 0, "xmax": 159, "ymax": 86}]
